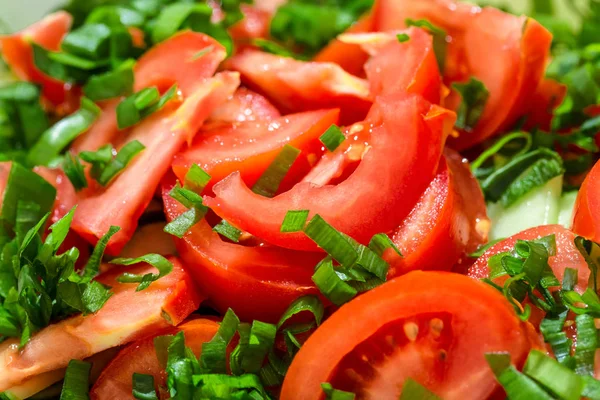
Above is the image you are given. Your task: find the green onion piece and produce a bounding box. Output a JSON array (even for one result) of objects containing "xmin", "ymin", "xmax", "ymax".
[
  {"xmin": 27, "ymin": 97, "xmax": 101, "ymax": 166},
  {"xmin": 165, "ymin": 331, "xmax": 195, "ymax": 399},
  {"xmin": 116, "ymin": 85, "xmax": 178, "ymax": 130},
  {"xmin": 61, "ymin": 23, "xmax": 112, "ymax": 60},
  {"xmin": 201, "ymin": 308, "xmax": 240, "ymax": 374},
  {"xmin": 59, "ymin": 360, "xmax": 92, "ymax": 400},
  {"xmin": 0, "ymin": 391, "xmax": 19, "ymax": 400},
  {"xmin": 132, "ymin": 373, "xmax": 159, "ymax": 400},
  {"xmin": 501, "ymin": 156, "xmax": 565, "ymax": 207},
  {"xmin": 192, "ymin": 374, "xmax": 269, "ymax": 398},
  {"xmin": 238, "ymin": 321, "xmax": 277, "ymax": 374},
  {"xmin": 82, "ymin": 226, "xmax": 120, "ymax": 279},
  {"xmin": 321, "ymin": 383, "xmax": 355, "ymax": 400},
  {"xmin": 83, "ymin": 60, "xmax": 134, "ymax": 101},
  {"xmin": 0, "ymin": 82, "xmax": 40, "ymax": 102},
  {"xmin": 251, "ymin": 38, "xmax": 298, "ymax": 58},
  {"xmin": 79, "ymin": 144, "xmax": 113, "ymax": 180},
  {"xmin": 396, "ymin": 33, "xmax": 410, "ymax": 43},
  {"xmin": 184, "ymin": 164, "xmax": 211, "ymax": 193},
  {"xmin": 470, "ymin": 131, "xmax": 532, "ymax": 179},
  {"xmin": 575, "ymin": 314, "xmax": 598, "ymax": 376},
  {"xmin": 523, "ymin": 350, "xmax": 584, "ymax": 400},
  {"xmin": 169, "ymin": 185, "xmax": 204, "ymax": 209},
  {"xmin": 230, "ymin": 323, "xmax": 251, "ymax": 376},
  {"xmin": 251, "ymin": 144, "xmax": 301, "ymax": 197},
  {"xmin": 112, "ymin": 254, "xmax": 174, "ymax": 291},
  {"xmin": 280, "ymin": 210, "xmax": 310, "ymax": 233},
  {"xmin": 63, "ymin": 153, "xmax": 88, "ymax": 191},
  {"xmin": 277, "ymin": 295, "xmax": 324, "ymax": 329},
  {"xmin": 133, "ymin": 87, "xmax": 160, "ymax": 110},
  {"xmin": 451, "ymin": 77, "xmax": 490, "ymax": 132},
  {"xmin": 540, "ymin": 309, "xmax": 574, "ymax": 366},
  {"xmin": 312, "ymin": 258, "xmax": 357, "ymax": 306},
  {"xmin": 485, "ymin": 353, "xmax": 554, "ymax": 400},
  {"xmin": 574, "ymin": 236, "xmax": 600, "ymax": 292},
  {"xmin": 97, "ymin": 140, "xmax": 145, "ymax": 186},
  {"xmin": 582, "ymin": 376, "xmax": 600, "ymax": 400},
  {"xmin": 151, "ymin": 3, "xmax": 212, "ymax": 44},
  {"xmin": 368, "ymin": 233, "xmax": 402, "ymax": 258},
  {"xmin": 405, "ymin": 18, "xmax": 447, "ymax": 70},
  {"xmin": 82, "ymin": 280, "xmax": 113, "ymax": 314},
  {"xmin": 213, "ymin": 220, "xmax": 242, "ymax": 243},
  {"xmin": 319, "ymin": 125, "xmax": 345, "ymax": 152},
  {"xmin": 164, "ymin": 207, "xmax": 208, "ymax": 238},
  {"xmin": 304, "ymin": 215, "xmax": 358, "ymax": 267},
  {"xmin": 399, "ymin": 378, "xmax": 440, "ymax": 400},
  {"xmin": 469, "ymin": 238, "xmax": 505, "ymax": 258}
]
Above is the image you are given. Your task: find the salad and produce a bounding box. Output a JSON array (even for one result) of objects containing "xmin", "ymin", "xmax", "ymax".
[{"xmin": 0, "ymin": 0, "xmax": 600, "ymax": 398}]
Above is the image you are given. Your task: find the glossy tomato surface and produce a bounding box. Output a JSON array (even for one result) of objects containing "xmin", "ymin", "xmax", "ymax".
[{"xmin": 572, "ymin": 159, "xmax": 600, "ymax": 243}]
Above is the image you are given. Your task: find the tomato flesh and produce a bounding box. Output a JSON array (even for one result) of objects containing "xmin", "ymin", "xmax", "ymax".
[
  {"xmin": 208, "ymin": 88, "xmax": 281, "ymax": 123},
  {"xmin": 572, "ymin": 159, "xmax": 600, "ymax": 243}
]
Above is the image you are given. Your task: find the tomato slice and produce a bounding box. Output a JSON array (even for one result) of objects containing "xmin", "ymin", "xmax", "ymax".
[
  {"xmin": 70, "ymin": 99, "xmax": 120, "ymax": 154},
  {"xmin": 373, "ymin": 0, "xmax": 552, "ymax": 150},
  {"xmin": 208, "ymin": 87, "xmax": 281, "ymax": 123},
  {"xmin": 172, "ymin": 108, "xmax": 339, "ymax": 191},
  {"xmin": 386, "ymin": 149, "xmax": 488, "ymax": 277},
  {"xmin": 468, "ymin": 225, "xmax": 589, "ymax": 294},
  {"xmin": 572, "ymin": 160, "xmax": 600, "ymax": 242},
  {"xmin": 0, "ymin": 257, "xmax": 202, "ymax": 392},
  {"xmin": 91, "ymin": 318, "xmax": 219, "ymax": 400},
  {"xmin": 133, "ymin": 31, "xmax": 227, "ymax": 97},
  {"xmin": 226, "ymin": 50, "xmax": 371, "ymax": 125},
  {"xmin": 205, "ymin": 94, "xmax": 455, "ymax": 251},
  {"xmin": 313, "ymin": 14, "xmax": 373, "ymax": 77},
  {"xmin": 281, "ymin": 271, "xmax": 540, "ymax": 400},
  {"xmin": 162, "ymin": 174, "xmax": 321, "ymax": 322},
  {"xmin": 71, "ymin": 72, "xmax": 239, "ymax": 255},
  {"xmin": 0, "ymin": 11, "xmax": 77, "ymax": 111}
]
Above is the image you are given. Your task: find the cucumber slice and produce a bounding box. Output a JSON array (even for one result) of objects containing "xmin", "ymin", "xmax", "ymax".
[
  {"xmin": 488, "ymin": 175, "xmax": 563, "ymax": 240},
  {"xmin": 558, "ymin": 191, "xmax": 578, "ymax": 228}
]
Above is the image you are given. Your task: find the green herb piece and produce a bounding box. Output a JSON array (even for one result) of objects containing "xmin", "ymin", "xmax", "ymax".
[
  {"xmin": 321, "ymin": 382, "xmax": 355, "ymax": 400},
  {"xmin": 63, "ymin": 153, "xmax": 88, "ymax": 191},
  {"xmin": 471, "ymin": 131, "xmax": 532, "ymax": 181},
  {"xmin": 319, "ymin": 125, "xmax": 345, "ymax": 152},
  {"xmin": 405, "ymin": 18, "xmax": 447, "ymax": 70},
  {"xmin": 312, "ymin": 258, "xmax": 357, "ymax": 306},
  {"xmin": 277, "ymin": 295, "xmax": 324, "ymax": 329},
  {"xmin": 486, "ymin": 353, "xmax": 554, "ymax": 400},
  {"xmin": 61, "ymin": 23, "xmax": 112, "ymax": 60},
  {"xmin": 396, "ymin": 33, "xmax": 410, "ymax": 43},
  {"xmin": 523, "ymin": 350, "xmax": 583, "ymax": 400},
  {"xmin": 368, "ymin": 233, "xmax": 401, "ymax": 257},
  {"xmin": 399, "ymin": 378, "xmax": 440, "ymax": 400},
  {"xmin": 213, "ymin": 220, "xmax": 242, "ymax": 243},
  {"xmin": 97, "ymin": 140, "xmax": 145, "ymax": 185},
  {"xmin": 112, "ymin": 254, "xmax": 173, "ymax": 291},
  {"xmin": 252, "ymin": 144, "xmax": 301, "ymax": 197},
  {"xmin": 304, "ymin": 215, "xmax": 358, "ymax": 267},
  {"xmin": 132, "ymin": 373, "xmax": 159, "ymax": 400},
  {"xmin": 280, "ymin": 210, "xmax": 310, "ymax": 233},
  {"xmin": 83, "ymin": 60, "xmax": 134, "ymax": 101},
  {"xmin": 201, "ymin": 309, "xmax": 240, "ymax": 374},
  {"xmin": 575, "ymin": 314, "xmax": 598, "ymax": 376},
  {"xmin": 151, "ymin": 3, "xmax": 212, "ymax": 44},
  {"xmin": 452, "ymin": 77, "xmax": 490, "ymax": 132},
  {"xmin": 184, "ymin": 164, "xmax": 211, "ymax": 193},
  {"xmin": 116, "ymin": 85, "xmax": 178, "ymax": 129},
  {"xmin": 59, "ymin": 360, "xmax": 92, "ymax": 400}
]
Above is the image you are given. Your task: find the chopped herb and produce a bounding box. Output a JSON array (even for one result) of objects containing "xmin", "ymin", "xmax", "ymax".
[
  {"xmin": 319, "ymin": 125, "xmax": 346, "ymax": 152},
  {"xmin": 452, "ymin": 77, "xmax": 490, "ymax": 132},
  {"xmin": 112, "ymin": 254, "xmax": 174, "ymax": 291},
  {"xmin": 280, "ymin": 210, "xmax": 310, "ymax": 233},
  {"xmin": 399, "ymin": 379, "xmax": 440, "ymax": 400},
  {"xmin": 132, "ymin": 373, "xmax": 159, "ymax": 400},
  {"xmin": 213, "ymin": 220, "xmax": 242, "ymax": 243},
  {"xmin": 396, "ymin": 33, "xmax": 410, "ymax": 43},
  {"xmin": 59, "ymin": 360, "xmax": 92, "ymax": 400},
  {"xmin": 116, "ymin": 84, "xmax": 178, "ymax": 130},
  {"xmin": 62, "ymin": 153, "xmax": 88, "ymax": 191},
  {"xmin": 252, "ymin": 144, "xmax": 301, "ymax": 198},
  {"xmin": 97, "ymin": 140, "xmax": 145, "ymax": 185},
  {"xmin": 321, "ymin": 382, "xmax": 355, "ymax": 400}
]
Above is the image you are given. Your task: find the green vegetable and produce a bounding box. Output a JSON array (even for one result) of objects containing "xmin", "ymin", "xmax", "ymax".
[
  {"xmin": 59, "ymin": 360, "xmax": 92, "ymax": 400},
  {"xmin": 63, "ymin": 153, "xmax": 88, "ymax": 191},
  {"xmin": 452, "ymin": 77, "xmax": 490, "ymax": 132},
  {"xmin": 132, "ymin": 373, "xmax": 159, "ymax": 400},
  {"xmin": 312, "ymin": 257, "xmax": 358, "ymax": 306},
  {"xmin": 399, "ymin": 378, "xmax": 440, "ymax": 400},
  {"xmin": 83, "ymin": 59, "xmax": 135, "ymax": 101},
  {"xmin": 486, "ymin": 353, "xmax": 554, "ymax": 400},
  {"xmin": 321, "ymin": 383, "xmax": 355, "ymax": 400},
  {"xmin": 213, "ymin": 220, "xmax": 242, "ymax": 243},
  {"xmin": 252, "ymin": 144, "xmax": 301, "ymax": 198},
  {"xmin": 524, "ymin": 350, "xmax": 583, "ymax": 400},
  {"xmin": 280, "ymin": 210, "xmax": 310, "ymax": 233},
  {"xmin": 319, "ymin": 125, "xmax": 345, "ymax": 152},
  {"xmin": 405, "ymin": 18, "xmax": 447, "ymax": 71},
  {"xmin": 116, "ymin": 84, "xmax": 178, "ymax": 129},
  {"xmin": 97, "ymin": 139, "xmax": 145, "ymax": 185},
  {"xmin": 201, "ymin": 309, "xmax": 240, "ymax": 374},
  {"xmin": 112, "ymin": 253, "xmax": 174, "ymax": 291}
]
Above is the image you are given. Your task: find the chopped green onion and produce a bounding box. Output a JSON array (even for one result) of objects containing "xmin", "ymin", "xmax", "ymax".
[
  {"xmin": 280, "ymin": 210, "xmax": 310, "ymax": 233},
  {"xmin": 252, "ymin": 144, "xmax": 301, "ymax": 197},
  {"xmin": 27, "ymin": 97, "xmax": 101, "ymax": 166},
  {"xmin": 451, "ymin": 77, "xmax": 490, "ymax": 132},
  {"xmin": 575, "ymin": 314, "xmax": 598, "ymax": 376},
  {"xmin": 61, "ymin": 23, "xmax": 112, "ymax": 60},
  {"xmin": 151, "ymin": 3, "xmax": 213, "ymax": 44},
  {"xmin": 63, "ymin": 153, "xmax": 88, "ymax": 191},
  {"xmin": 368, "ymin": 233, "xmax": 402, "ymax": 258},
  {"xmin": 405, "ymin": 18, "xmax": 447, "ymax": 70},
  {"xmin": 321, "ymin": 383, "xmax": 355, "ymax": 400},
  {"xmin": 116, "ymin": 85, "xmax": 178, "ymax": 130},
  {"xmin": 235, "ymin": 321, "xmax": 277, "ymax": 374},
  {"xmin": 132, "ymin": 373, "xmax": 159, "ymax": 400},
  {"xmin": 164, "ymin": 207, "xmax": 208, "ymax": 238},
  {"xmin": 399, "ymin": 378, "xmax": 440, "ymax": 400},
  {"xmin": 112, "ymin": 254, "xmax": 174, "ymax": 291},
  {"xmin": 470, "ymin": 131, "xmax": 532, "ymax": 180},
  {"xmin": 79, "ymin": 144, "xmax": 113, "ymax": 180},
  {"xmin": 201, "ymin": 309, "xmax": 240, "ymax": 374},
  {"xmin": 83, "ymin": 60, "xmax": 134, "ymax": 101},
  {"xmin": 468, "ymin": 238, "xmax": 505, "ymax": 258},
  {"xmin": 319, "ymin": 125, "xmax": 345, "ymax": 152},
  {"xmin": 59, "ymin": 360, "xmax": 92, "ymax": 400},
  {"xmin": 501, "ymin": 156, "xmax": 565, "ymax": 207},
  {"xmin": 540, "ymin": 309, "xmax": 574, "ymax": 367},
  {"xmin": 304, "ymin": 214, "xmax": 358, "ymax": 267},
  {"xmin": 213, "ymin": 220, "xmax": 242, "ymax": 243},
  {"xmin": 312, "ymin": 258, "xmax": 357, "ymax": 306},
  {"xmin": 396, "ymin": 33, "xmax": 410, "ymax": 43},
  {"xmin": 523, "ymin": 350, "xmax": 584, "ymax": 400},
  {"xmin": 184, "ymin": 164, "xmax": 211, "ymax": 193},
  {"xmin": 97, "ymin": 139, "xmax": 145, "ymax": 185},
  {"xmin": 485, "ymin": 353, "xmax": 554, "ymax": 400},
  {"xmin": 82, "ymin": 226, "xmax": 120, "ymax": 279},
  {"xmin": 192, "ymin": 374, "xmax": 269, "ymax": 398},
  {"xmin": 277, "ymin": 295, "xmax": 324, "ymax": 329},
  {"xmin": 165, "ymin": 331, "xmax": 195, "ymax": 399},
  {"xmin": 574, "ymin": 236, "xmax": 600, "ymax": 292}
]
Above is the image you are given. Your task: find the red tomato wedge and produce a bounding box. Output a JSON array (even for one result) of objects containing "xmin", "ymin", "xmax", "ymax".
[
  {"xmin": 70, "ymin": 100, "xmax": 120, "ymax": 154},
  {"xmin": 162, "ymin": 174, "xmax": 321, "ymax": 322},
  {"xmin": 226, "ymin": 50, "xmax": 371, "ymax": 125},
  {"xmin": 281, "ymin": 271, "xmax": 541, "ymax": 400},
  {"xmin": 523, "ymin": 78, "xmax": 567, "ymax": 132},
  {"xmin": 133, "ymin": 31, "xmax": 227, "ymax": 97},
  {"xmin": 373, "ymin": 0, "xmax": 552, "ymax": 150},
  {"xmin": 205, "ymin": 94, "xmax": 455, "ymax": 252},
  {"xmin": 386, "ymin": 149, "xmax": 488, "ymax": 277},
  {"xmin": 208, "ymin": 88, "xmax": 281, "ymax": 123},
  {"xmin": 71, "ymin": 72, "xmax": 239, "ymax": 255},
  {"xmin": 172, "ymin": 108, "xmax": 339, "ymax": 191},
  {"xmin": 468, "ymin": 225, "xmax": 589, "ymax": 294},
  {"xmin": 572, "ymin": 160, "xmax": 600, "ymax": 242},
  {"xmin": 313, "ymin": 14, "xmax": 373, "ymax": 77},
  {"xmin": 0, "ymin": 257, "xmax": 201, "ymax": 392},
  {"xmin": 33, "ymin": 166, "xmax": 77, "ymax": 223},
  {"xmin": 0, "ymin": 11, "xmax": 77, "ymax": 110},
  {"xmin": 0, "ymin": 161, "xmax": 12, "ymax": 209},
  {"xmin": 91, "ymin": 318, "xmax": 219, "ymax": 400}
]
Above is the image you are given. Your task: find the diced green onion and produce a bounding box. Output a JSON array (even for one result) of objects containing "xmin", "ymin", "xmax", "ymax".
[
  {"xmin": 368, "ymin": 233, "xmax": 402, "ymax": 257},
  {"xmin": 59, "ymin": 360, "xmax": 92, "ymax": 400},
  {"xmin": 312, "ymin": 258, "xmax": 357, "ymax": 306},
  {"xmin": 575, "ymin": 314, "xmax": 598, "ymax": 376},
  {"xmin": 399, "ymin": 378, "xmax": 440, "ymax": 400},
  {"xmin": 485, "ymin": 353, "xmax": 554, "ymax": 400},
  {"xmin": 61, "ymin": 24, "xmax": 112, "ymax": 60},
  {"xmin": 252, "ymin": 144, "xmax": 301, "ymax": 197},
  {"xmin": 213, "ymin": 220, "xmax": 242, "ymax": 243},
  {"xmin": 501, "ymin": 156, "xmax": 565, "ymax": 207},
  {"xmin": 164, "ymin": 207, "xmax": 208, "ymax": 238},
  {"xmin": 280, "ymin": 210, "xmax": 310, "ymax": 233},
  {"xmin": 201, "ymin": 309, "xmax": 240, "ymax": 374},
  {"xmin": 184, "ymin": 164, "xmax": 211, "ymax": 193},
  {"xmin": 97, "ymin": 140, "xmax": 145, "ymax": 186},
  {"xmin": 112, "ymin": 253, "xmax": 174, "ymax": 291},
  {"xmin": 192, "ymin": 374, "xmax": 269, "ymax": 398},
  {"xmin": 237, "ymin": 321, "xmax": 277, "ymax": 374},
  {"xmin": 319, "ymin": 125, "xmax": 345, "ymax": 152},
  {"xmin": 151, "ymin": 3, "xmax": 212, "ymax": 44},
  {"xmin": 116, "ymin": 85, "xmax": 178, "ymax": 130},
  {"xmin": 277, "ymin": 295, "xmax": 324, "ymax": 329},
  {"xmin": 396, "ymin": 33, "xmax": 410, "ymax": 43},
  {"xmin": 83, "ymin": 60, "xmax": 134, "ymax": 101},
  {"xmin": 304, "ymin": 215, "xmax": 358, "ymax": 267},
  {"xmin": 63, "ymin": 153, "xmax": 88, "ymax": 191},
  {"xmin": 321, "ymin": 383, "xmax": 355, "ymax": 400},
  {"xmin": 132, "ymin": 373, "xmax": 159, "ymax": 400},
  {"xmin": 540, "ymin": 309, "xmax": 574, "ymax": 367},
  {"xmin": 165, "ymin": 331, "xmax": 195, "ymax": 399},
  {"xmin": 451, "ymin": 77, "xmax": 490, "ymax": 132},
  {"xmin": 523, "ymin": 350, "xmax": 583, "ymax": 400},
  {"xmin": 574, "ymin": 236, "xmax": 600, "ymax": 292}
]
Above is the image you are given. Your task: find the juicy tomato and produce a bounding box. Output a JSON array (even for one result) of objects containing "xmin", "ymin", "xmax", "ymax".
[
  {"xmin": 523, "ymin": 78, "xmax": 567, "ymax": 132},
  {"xmin": 373, "ymin": 0, "xmax": 552, "ymax": 150},
  {"xmin": 205, "ymin": 94, "xmax": 455, "ymax": 252},
  {"xmin": 281, "ymin": 271, "xmax": 541, "ymax": 400},
  {"xmin": 313, "ymin": 14, "xmax": 373, "ymax": 77},
  {"xmin": 118, "ymin": 222, "xmax": 178, "ymax": 259},
  {"xmin": 172, "ymin": 108, "xmax": 339, "ymax": 191},
  {"xmin": 0, "ymin": 161, "xmax": 12, "ymax": 209},
  {"xmin": 70, "ymin": 99, "xmax": 120, "ymax": 154},
  {"xmin": 0, "ymin": 11, "xmax": 78, "ymax": 110},
  {"xmin": 226, "ymin": 50, "xmax": 371, "ymax": 125},
  {"xmin": 386, "ymin": 149, "xmax": 488, "ymax": 277},
  {"xmin": 572, "ymin": 160, "xmax": 600, "ymax": 242},
  {"xmin": 33, "ymin": 166, "xmax": 77, "ymax": 222},
  {"xmin": 162, "ymin": 173, "xmax": 321, "ymax": 322},
  {"xmin": 91, "ymin": 319, "xmax": 219, "ymax": 400},
  {"xmin": 468, "ymin": 225, "xmax": 589, "ymax": 294},
  {"xmin": 0, "ymin": 257, "xmax": 202, "ymax": 392},
  {"xmin": 71, "ymin": 72, "xmax": 239, "ymax": 254},
  {"xmin": 208, "ymin": 87, "xmax": 281, "ymax": 123}
]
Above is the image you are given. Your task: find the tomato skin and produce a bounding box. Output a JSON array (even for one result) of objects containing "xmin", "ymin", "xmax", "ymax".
[
  {"xmin": 468, "ymin": 225, "xmax": 589, "ymax": 294},
  {"xmin": 91, "ymin": 319, "xmax": 219, "ymax": 400},
  {"xmin": 226, "ymin": 50, "xmax": 372, "ymax": 125},
  {"xmin": 0, "ymin": 257, "xmax": 202, "ymax": 392},
  {"xmin": 0, "ymin": 12, "xmax": 77, "ymax": 110},
  {"xmin": 386, "ymin": 149, "xmax": 488, "ymax": 277},
  {"xmin": 373, "ymin": 0, "xmax": 552, "ymax": 150},
  {"xmin": 281, "ymin": 271, "xmax": 541, "ymax": 400},
  {"xmin": 71, "ymin": 72, "xmax": 239, "ymax": 255},
  {"xmin": 205, "ymin": 94, "xmax": 455, "ymax": 252},
  {"xmin": 162, "ymin": 174, "xmax": 322, "ymax": 323},
  {"xmin": 172, "ymin": 108, "xmax": 339, "ymax": 192},
  {"xmin": 70, "ymin": 99, "xmax": 120, "ymax": 153},
  {"xmin": 572, "ymin": 160, "xmax": 600, "ymax": 242}
]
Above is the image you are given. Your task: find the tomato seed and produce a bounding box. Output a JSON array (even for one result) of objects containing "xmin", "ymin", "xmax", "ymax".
[{"xmin": 403, "ymin": 322, "xmax": 419, "ymax": 341}]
